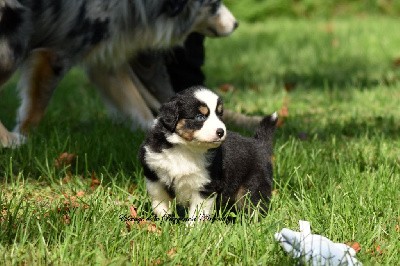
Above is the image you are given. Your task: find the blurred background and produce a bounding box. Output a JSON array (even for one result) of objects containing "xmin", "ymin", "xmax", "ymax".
[{"xmin": 225, "ymin": 0, "xmax": 400, "ymax": 21}]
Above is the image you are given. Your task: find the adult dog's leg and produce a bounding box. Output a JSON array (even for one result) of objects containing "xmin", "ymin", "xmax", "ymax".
[
  {"xmin": 13, "ymin": 49, "xmax": 68, "ymax": 137},
  {"xmin": 87, "ymin": 64, "xmax": 155, "ymax": 130},
  {"xmin": 130, "ymin": 52, "xmax": 175, "ymax": 105},
  {"xmin": 0, "ymin": 69, "xmax": 22, "ymax": 148},
  {"xmin": 0, "ymin": 121, "xmax": 25, "ymax": 148},
  {"xmin": 0, "ymin": 1, "xmax": 30, "ymax": 147}
]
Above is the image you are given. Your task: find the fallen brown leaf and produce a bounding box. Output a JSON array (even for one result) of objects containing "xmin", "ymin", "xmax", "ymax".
[
  {"xmin": 128, "ymin": 184, "xmax": 138, "ymax": 194},
  {"xmin": 76, "ymin": 191, "xmax": 85, "ymax": 197},
  {"xmin": 61, "ymin": 192, "xmax": 89, "ymax": 210},
  {"xmin": 393, "ymin": 57, "xmax": 400, "ymax": 68},
  {"xmin": 0, "ymin": 208, "xmax": 7, "ymax": 223},
  {"xmin": 62, "ymin": 174, "xmax": 72, "ymax": 184},
  {"xmin": 277, "ymin": 96, "xmax": 289, "ymax": 128},
  {"xmin": 346, "ymin": 241, "xmax": 361, "ymax": 253},
  {"xmin": 90, "ymin": 171, "xmax": 101, "ymax": 190},
  {"xmin": 218, "ymin": 83, "xmax": 235, "ymax": 93},
  {"xmin": 55, "ymin": 152, "xmax": 77, "ymax": 169},
  {"xmin": 167, "ymin": 248, "xmax": 177, "ymax": 258},
  {"xmin": 375, "ymin": 245, "xmax": 383, "ymax": 255},
  {"xmin": 369, "ymin": 243, "xmax": 384, "ymax": 256},
  {"xmin": 284, "ymin": 82, "xmax": 297, "ymax": 92},
  {"xmin": 63, "ymin": 214, "xmax": 71, "ymax": 225},
  {"xmin": 125, "ymin": 206, "xmax": 161, "ymax": 234},
  {"xmin": 151, "ymin": 259, "xmax": 163, "ymax": 266}
]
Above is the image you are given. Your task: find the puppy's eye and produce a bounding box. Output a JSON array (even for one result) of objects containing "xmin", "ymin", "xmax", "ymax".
[{"xmin": 194, "ymin": 114, "xmax": 207, "ymax": 121}]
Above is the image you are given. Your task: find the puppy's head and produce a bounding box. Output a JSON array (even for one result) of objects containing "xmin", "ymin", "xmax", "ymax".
[
  {"xmin": 158, "ymin": 86, "xmax": 226, "ymax": 149},
  {"xmin": 193, "ymin": 0, "xmax": 238, "ymax": 37}
]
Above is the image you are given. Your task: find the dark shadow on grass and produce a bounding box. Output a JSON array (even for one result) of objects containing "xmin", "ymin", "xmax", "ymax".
[
  {"xmin": 207, "ymin": 29, "xmax": 400, "ymax": 90},
  {"xmin": 0, "ymin": 119, "xmax": 145, "ymax": 183},
  {"xmin": 278, "ymin": 114, "xmax": 400, "ymax": 141}
]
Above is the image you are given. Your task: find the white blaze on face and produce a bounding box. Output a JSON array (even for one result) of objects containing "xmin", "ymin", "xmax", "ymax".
[
  {"xmin": 194, "ymin": 3, "xmax": 237, "ymax": 37},
  {"xmin": 193, "ymin": 89, "xmax": 226, "ymax": 143},
  {"xmin": 211, "ymin": 4, "xmax": 237, "ymax": 36}
]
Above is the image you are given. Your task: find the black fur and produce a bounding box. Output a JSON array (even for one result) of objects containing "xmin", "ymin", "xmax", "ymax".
[
  {"xmin": 205, "ymin": 129, "xmax": 275, "ymax": 213},
  {"xmin": 163, "ymin": 0, "xmax": 189, "ymax": 17},
  {"xmin": 0, "ymin": 5, "xmax": 24, "ymax": 37}
]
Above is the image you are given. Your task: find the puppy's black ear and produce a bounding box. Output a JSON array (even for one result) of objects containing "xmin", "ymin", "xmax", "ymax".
[
  {"xmin": 159, "ymin": 100, "xmax": 179, "ymax": 132},
  {"xmin": 163, "ymin": 0, "xmax": 188, "ymax": 17}
]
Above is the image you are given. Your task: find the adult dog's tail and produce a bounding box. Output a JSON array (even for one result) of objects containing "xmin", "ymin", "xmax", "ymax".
[{"xmin": 253, "ymin": 112, "xmax": 278, "ymax": 146}]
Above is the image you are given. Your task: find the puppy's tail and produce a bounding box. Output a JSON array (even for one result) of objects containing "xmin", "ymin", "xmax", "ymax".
[{"xmin": 253, "ymin": 112, "xmax": 278, "ymax": 145}]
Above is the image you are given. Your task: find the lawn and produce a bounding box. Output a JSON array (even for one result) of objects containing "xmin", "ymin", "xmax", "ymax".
[{"xmin": 1, "ymin": 12, "xmax": 400, "ymax": 266}]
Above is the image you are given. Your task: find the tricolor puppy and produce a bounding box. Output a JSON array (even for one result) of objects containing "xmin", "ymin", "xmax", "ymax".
[{"xmin": 139, "ymin": 86, "xmax": 277, "ymax": 222}]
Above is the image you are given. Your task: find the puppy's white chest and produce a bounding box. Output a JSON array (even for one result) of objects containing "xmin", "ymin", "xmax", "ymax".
[{"xmin": 144, "ymin": 146, "xmax": 210, "ymax": 203}]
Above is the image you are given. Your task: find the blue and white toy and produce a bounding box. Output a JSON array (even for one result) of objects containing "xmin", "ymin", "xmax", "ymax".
[{"xmin": 275, "ymin": 220, "xmax": 362, "ymax": 265}]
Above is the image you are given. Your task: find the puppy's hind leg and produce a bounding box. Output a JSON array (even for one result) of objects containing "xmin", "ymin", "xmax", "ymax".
[
  {"xmin": 87, "ymin": 64, "xmax": 155, "ymax": 130},
  {"xmin": 14, "ymin": 49, "xmax": 69, "ymax": 137}
]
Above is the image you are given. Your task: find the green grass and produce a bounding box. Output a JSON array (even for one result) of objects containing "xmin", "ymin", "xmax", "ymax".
[{"xmin": 1, "ymin": 15, "xmax": 400, "ymax": 265}]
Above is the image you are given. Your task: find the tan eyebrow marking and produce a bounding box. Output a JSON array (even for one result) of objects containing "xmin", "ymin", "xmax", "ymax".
[
  {"xmin": 176, "ymin": 119, "xmax": 195, "ymax": 141},
  {"xmin": 216, "ymin": 104, "xmax": 223, "ymax": 114},
  {"xmin": 199, "ymin": 105, "xmax": 209, "ymax": 116}
]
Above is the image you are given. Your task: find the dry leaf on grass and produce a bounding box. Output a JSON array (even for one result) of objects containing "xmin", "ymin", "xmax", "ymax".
[
  {"xmin": 375, "ymin": 245, "xmax": 383, "ymax": 255},
  {"xmin": 150, "ymin": 259, "xmax": 163, "ymax": 266},
  {"xmin": 167, "ymin": 248, "xmax": 177, "ymax": 258},
  {"xmin": 284, "ymin": 82, "xmax": 297, "ymax": 92},
  {"xmin": 346, "ymin": 241, "xmax": 361, "ymax": 253},
  {"xmin": 125, "ymin": 206, "xmax": 161, "ymax": 234},
  {"xmin": 277, "ymin": 96, "xmax": 289, "ymax": 128},
  {"xmin": 393, "ymin": 57, "xmax": 400, "ymax": 68},
  {"xmin": 60, "ymin": 192, "xmax": 89, "ymax": 211},
  {"xmin": 58, "ymin": 191, "xmax": 89, "ymax": 224},
  {"xmin": 76, "ymin": 191, "xmax": 85, "ymax": 197},
  {"xmin": 368, "ymin": 243, "xmax": 384, "ymax": 256},
  {"xmin": 218, "ymin": 83, "xmax": 235, "ymax": 93},
  {"xmin": 55, "ymin": 152, "xmax": 77, "ymax": 169},
  {"xmin": 90, "ymin": 171, "xmax": 101, "ymax": 190},
  {"xmin": 62, "ymin": 174, "xmax": 72, "ymax": 184},
  {"xmin": 63, "ymin": 214, "xmax": 71, "ymax": 225},
  {"xmin": 0, "ymin": 208, "xmax": 7, "ymax": 223}
]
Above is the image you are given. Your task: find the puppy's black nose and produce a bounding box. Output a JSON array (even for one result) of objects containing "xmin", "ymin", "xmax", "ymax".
[
  {"xmin": 216, "ymin": 128, "xmax": 225, "ymax": 138},
  {"xmin": 234, "ymin": 21, "xmax": 239, "ymax": 30}
]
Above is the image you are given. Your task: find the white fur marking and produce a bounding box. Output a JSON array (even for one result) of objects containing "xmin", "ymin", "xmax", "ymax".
[
  {"xmin": 215, "ymin": 5, "xmax": 237, "ymax": 36},
  {"xmin": 187, "ymin": 193, "xmax": 216, "ymax": 226},
  {"xmin": 193, "ymin": 89, "xmax": 226, "ymax": 143},
  {"xmin": 271, "ymin": 112, "xmax": 278, "ymax": 121},
  {"xmin": 144, "ymin": 145, "xmax": 211, "ymax": 206},
  {"xmin": 146, "ymin": 180, "xmax": 173, "ymax": 217}
]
